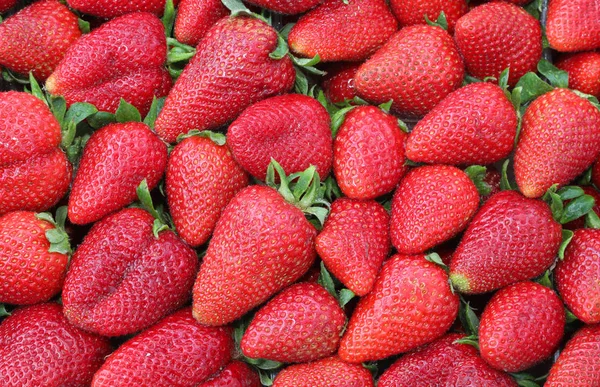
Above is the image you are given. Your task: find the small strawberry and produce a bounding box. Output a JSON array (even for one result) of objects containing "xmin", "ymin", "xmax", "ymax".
[
  {"xmin": 556, "ymin": 52, "xmax": 600, "ymax": 98},
  {"xmin": 67, "ymin": 0, "xmax": 177, "ymax": 18},
  {"xmin": 546, "ymin": 0, "xmax": 600, "ymax": 52},
  {"xmin": 245, "ymin": 0, "xmax": 323, "ymax": 14},
  {"xmin": 563, "ymin": 186, "xmax": 600, "ymax": 230},
  {"xmin": 174, "ymin": 0, "xmax": 228, "ymax": 46},
  {"xmin": 272, "ymin": 356, "xmax": 374, "ymax": 387},
  {"xmin": 322, "ymin": 63, "xmax": 360, "ymax": 104},
  {"xmin": 200, "ymin": 361, "xmax": 261, "ymax": 387},
  {"xmin": 0, "ymin": 0, "xmax": 16, "ymax": 13},
  {"xmin": 389, "ymin": 0, "xmax": 468, "ymax": 33}
]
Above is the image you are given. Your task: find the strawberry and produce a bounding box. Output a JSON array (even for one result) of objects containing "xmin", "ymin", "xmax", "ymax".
[
  {"xmin": 481, "ymin": 165, "xmax": 501, "ymax": 203},
  {"xmin": 155, "ymin": 16, "xmax": 295, "ymax": 143},
  {"xmin": 546, "ymin": 0, "xmax": 600, "ymax": 52},
  {"xmin": 355, "ymin": 25, "xmax": 464, "ymax": 117},
  {"xmin": 174, "ymin": 0, "xmax": 228, "ymax": 46},
  {"xmin": 315, "ymin": 198, "xmax": 390, "ymax": 296},
  {"xmin": 445, "ymin": 355, "xmax": 518, "ymax": 386},
  {"xmin": 272, "ymin": 356, "xmax": 374, "ymax": 387},
  {"xmin": 68, "ymin": 122, "xmax": 167, "ymax": 225},
  {"xmin": 449, "ymin": 190, "xmax": 562, "ymax": 294},
  {"xmin": 166, "ymin": 133, "xmax": 249, "ymax": 247},
  {"xmin": 322, "ymin": 63, "xmax": 360, "ymax": 104},
  {"xmin": 391, "ymin": 165, "xmax": 480, "ymax": 254},
  {"xmin": 227, "ymin": 94, "xmax": 333, "ymax": 181},
  {"xmin": 288, "ymin": 0, "xmax": 398, "ymax": 62},
  {"xmin": 92, "ymin": 308, "xmax": 234, "ymax": 387},
  {"xmin": 0, "ymin": 303, "xmax": 112, "ymax": 387},
  {"xmin": 405, "ymin": 83, "xmax": 518, "ymax": 165},
  {"xmin": 556, "ymin": 52, "xmax": 600, "ymax": 98},
  {"xmin": 245, "ymin": 0, "xmax": 323, "ymax": 14},
  {"xmin": 46, "ymin": 12, "xmax": 171, "ymax": 116},
  {"xmin": 67, "ymin": 0, "xmax": 177, "ymax": 18},
  {"xmin": 594, "ymin": 160, "xmax": 600, "ymax": 189},
  {"xmin": 389, "ymin": 0, "xmax": 468, "ymax": 33},
  {"xmin": 339, "ymin": 254, "xmax": 459, "ymax": 362},
  {"xmin": 200, "ymin": 361, "xmax": 260, "ymax": 387},
  {"xmin": 0, "ymin": 0, "xmax": 16, "ymax": 13},
  {"xmin": 62, "ymin": 208, "xmax": 198, "ymax": 336},
  {"xmin": 241, "ymin": 282, "xmax": 346, "ymax": 363},
  {"xmin": 514, "ymin": 88, "xmax": 600, "ymax": 198},
  {"xmin": 333, "ymin": 106, "xmax": 408, "ymax": 199},
  {"xmin": 0, "ymin": 1, "xmax": 80, "ymax": 80},
  {"xmin": 563, "ymin": 186, "xmax": 600, "ymax": 230},
  {"xmin": 454, "ymin": 2, "xmax": 542, "ymax": 86},
  {"xmin": 479, "ymin": 281, "xmax": 565, "ymax": 372}
]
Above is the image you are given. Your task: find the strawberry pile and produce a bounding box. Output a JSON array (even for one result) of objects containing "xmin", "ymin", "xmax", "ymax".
[{"xmin": 2, "ymin": 0, "xmax": 600, "ymax": 386}]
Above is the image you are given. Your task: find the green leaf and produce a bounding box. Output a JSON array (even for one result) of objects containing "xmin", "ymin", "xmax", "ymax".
[
  {"xmin": 463, "ymin": 74, "xmax": 482, "ymax": 85},
  {"xmin": 524, "ymin": 0, "xmax": 542, "ymax": 19},
  {"xmin": 558, "ymin": 186, "xmax": 585, "ymax": 201},
  {"xmin": 115, "ymin": 99, "xmax": 142, "ymax": 123},
  {"xmin": 424, "ymin": 11, "xmax": 448, "ymax": 31},
  {"xmin": 78, "ymin": 18, "xmax": 90, "ymax": 34},
  {"xmin": 425, "ymin": 252, "xmax": 448, "ymax": 271},
  {"xmin": 514, "ymin": 72, "xmax": 554, "ymax": 105},
  {"xmin": 28, "ymin": 73, "xmax": 47, "ymax": 105},
  {"xmin": 167, "ymin": 47, "xmax": 196, "ymax": 64},
  {"xmin": 331, "ymin": 106, "xmax": 356, "ymax": 137},
  {"xmin": 565, "ymin": 308, "xmax": 578, "ymax": 323},
  {"xmin": 176, "ymin": 129, "xmax": 227, "ymax": 145},
  {"xmin": 161, "ymin": 0, "xmax": 175, "ymax": 36},
  {"xmin": 538, "ymin": 59, "xmax": 569, "ymax": 89},
  {"xmin": 560, "ymin": 194, "xmax": 596, "ymax": 224},
  {"xmin": 279, "ymin": 23, "xmax": 294, "ymax": 39},
  {"xmin": 511, "ymin": 86, "xmax": 523, "ymax": 112},
  {"xmin": 516, "ymin": 380, "xmax": 540, "ymax": 387},
  {"xmin": 338, "ymin": 288, "xmax": 355, "ymax": 307},
  {"xmin": 572, "ymin": 90, "xmax": 600, "ymax": 110},
  {"xmin": 498, "ymin": 68, "xmax": 510, "ymax": 90},
  {"xmin": 460, "ymin": 301, "xmax": 480, "ymax": 336},
  {"xmin": 136, "ymin": 179, "xmax": 162, "ymax": 222},
  {"xmin": 87, "ymin": 111, "xmax": 117, "ymax": 129},
  {"xmin": 245, "ymin": 358, "xmax": 282, "ymax": 370},
  {"xmin": 464, "ymin": 165, "xmax": 491, "ymax": 197},
  {"xmin": 259, "ymin": 370, "xmax": 274, "ymax": 386},
  {"xmin": 0, "ymin": 304, "xmax": 10, "ymax": 317},
  {"xmin": 221, "ymin": 0, "xmax": 253, "ymax": 17},
  {"xmin": 143, "ymin": 97, "xmax": 165, "ymax": 129},
  {"xmin": 36, "ymin": 207, "xmax": 71, "ymax": 255},
  {"xmin": 294, "ymin": 68, "xmax": 309, "ymax": 95},
  {"xmin": 586, "ymin": 210, "xmax": 600, "ymax": 229},
  {"xmin": 543, "ymin": 185, "xmax": 564, "ymax": 222},
  {"xmin": 559, "ymin": 230, "xmax": 574, "ymax": 260},
  {"xmin": 269, "ymin": 34, "xmax": 289, "ymax": 60},
  {"xmin": 318, "ymin": 262, "xmax": 336, "ymax": 298},
  {"xmin": 65, "ymin": 102, "xmax": 98, "ymax": 126},
  {"xmin": 535, "ymin": 270, "xmax": 553, "ymax": 289},
  {"xmin": 362, "ymin": 362, "xmax": 378, "ymax": 376},
  {"xmin": 453, "ymin": 336, "xmax": 480, "ymax": 350},
  {"xmin": 50, "ymin": 96, "xmax": 67, "ymax": 126},
  {"xmin": 500, "ymin": 159, "xmax": 513, "ymax": 191},
  {"xmin": 378, "ymin": 100, "xmax": 393, "ymax": 113},
  {"xmin": 60, "ymin": 121, "xmax": 77, "ymax": 149}
]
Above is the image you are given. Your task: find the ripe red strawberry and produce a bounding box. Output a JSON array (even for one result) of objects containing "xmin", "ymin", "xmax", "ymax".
[
  {"xmin": 156, "ymin": 16, "xmax": 295, "ymax": 143},
  {"xmin": 546, "ymin": 0, "xmax": 600, "ymax": 52},
  {"xmin": 288, "ymin": 0, "xmax": 397, "ymax": 62},
  {"xmin": 339, "ymin": 254, "xmax": 459, "ymax": 362},
  {"xmin": 68, "ymin": 122, "xmax": 168, "ymax": 225},
  {"xmin": 92, "ymin": 308, "xmax": 233, "ymax": 387},
  {"xmin": 0, "ymin": 0, "xmax": 16, "ymax": 13},
  {"xmin": 200, "ymin": 361, "xmax": 260, "ymax": 387},
  {"xmin": 245, "ymin": 0, "xmax": 323, "ymax": 14},
  {"xmin": 454, "ymin": 2, "xmax": 542, "ymax": 86},
  {"xmin": 563, "ymin": 186, "xmax": 600, "ymax": 230},
  {"xmin": 67, "ymin": 0, "xmax": 177, "ymax": 18},
  {"xmin": 0, "ymin": 303, "xmax": 112, "ymax": 387},
  {"xmin": 241, "ymin": 282, "xmax": 346, "ymax": 363},
  {"xmin": 316, "ymin": 198, "xmax": 390, "ymax": 296},
  {"xmin": 479, "ymin": 282, "xmax": 565, "ymax": 372},
  {"xmin": 514, "ymin": 88, "xmax": 600, "ymax": 198},
  {"xmin": 46, "ymin": 12, "xmax": 171, "ymax": 116},
  {"xmin": 355, "ymin": 25, "xmax": 464, "ymax": 117},
  {"xmin": 322, "ymin": 63, "xmax": 360, "ymax": 104},
  {"xmin": 174, "ymin": 0, "xmax": 228, "ymax": 46},
  {"xmin": 0, "ymin": 1, "xmax": 80, "ymax": 80},
  {"xmin": 391, "ymin": 165, "xmax": 479, "ymax": 254},
  {"xmin": 227, "ymin": 94, "xmax": 333, "ymax": 181},
  {"xmin": 62, "ymin": 208, "xmax": 198, "ymax": 336},
  {"xmin": 594, "ymin": 160, "xmax": 600, "ymax": 188},
  {"xmin": 405, "ymin": 83, "xmax": 518, "ymax": 165},
  {"xmin": 449, "ymin": 190, "xmax": 562, "ymax": 294},
  {"xmin": 272, "ymin": 356, "xmax": 374, "ymax": 387},
  {"xmin": 389, "ymin": 0, "xmax": 468, "ymax": 33},
  {"xmin": 166, "ymin": 134, "xmax": 248, "ymax": 247},
  {"xmin": 556, "ymin": 52, "xmax": 600, "ymax": 98},
  {"xmin": 445, "ymin": 355, "xmax": 518, "ymax": 386},
  {"xmin": 333, "ymin": 106, "xmax": 407, "ymax": 199}
]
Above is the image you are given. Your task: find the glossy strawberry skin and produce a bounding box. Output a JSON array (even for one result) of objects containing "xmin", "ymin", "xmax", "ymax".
[
  {"xmin": 272, "ymin": 356, "xmax": 374, "ymax": 387},
  {"xmin": 67, "ymin": 0, "xmax": 175, "ymax": 18},
  {"xmin": 454, "ymin": 2, "xmax": 542, "ymax": 86},
  {"xmin": 200, "ymin": 361, "xmax": 261, "ymax": 387},
  {"xmin": 594, "ymin": 160, "xmax": 600, "ymax": 189},
  {"xmin": 563, "ymin": 186, "xmax": 600, "ymax": 230},
  {"xmin": 92, "ymin": 308, "xmax": 233, "ymax": 387},
  {"xmin": 193, "ymin": 185, "xmax": 317, "ymax": 326},
  {"xmin": 174, "ymin": 0, "xmax": 228, "ymax": 46},
  {"xmin": 156, "ymin": 17, "xmax": 295, "ymax": 143},
  {"xmin": 406, "ymin": 83, "xmax": 518, "ymax": 165},
  {"xmin": 241, "ymin": 282, "xmax": 346, "ymax": 363},
  {"xmin": 63, "ymin": 208, "xmax": 198, "ymax": 337},
  {"xmin": 355, "ymin": 25, "xmax": 464, "ymax": 117},
  {"xmin": 322, "ymin": 63, "xmax": 360, "ymax": 104},
  {"xmin": 546, "ymin": 0, "xmax": 600, "ymax": 52},
  {"xmin": 166, "ymin": 135, "xmax": 249, "ymax": 247},
  {"xmin": 339, "ymin": 254, "xmax": 459, "ymax": 363},
  {"xmin": 449, "ymin": 191, "xmax": 562, "ymax": 294},
  {"xmin": 46, "ymin": 12, "xmax": 171, "ymax": 116},
  {"xmin": 391, "ymin": 165, "xmax": 479, "ymax": 254},
  {"xmin": 68, "ymin": 122, "xmax": 168, "ymax": 225},
  {"xmin": 556, "ymin": 52, "xmax": 600, "ymax": 98},
  {"xmin": 0, "ymin": 303, "xmax": 112, "ymax": 387},
  {"xmin": 514, "ymin": 88, "xmax": 600, "ymax": 198},
  {"xmin": 389, "ymin": 0, "xmax": 468, "ymax": 33},
  {"xmin": 227, "ymin": 94, "xmax": 333, "ymax": 181},
  {"xmin": 0, "ymin": 1, "xmax": 80, "ymax": 80},
  {"xmin": 245, "ymin": 0, "xmax": 323, "ymax": 14},
  {"xmin": 445, "ymin": 355, "xmax": 519, "ymax": 386},
  {"xmin": 0, "ymin": 0, "xmax": 16, "ymax": 12},
  {"xmin": 316, "ymin": 198, "xmax": 390, "ymax": 296}
]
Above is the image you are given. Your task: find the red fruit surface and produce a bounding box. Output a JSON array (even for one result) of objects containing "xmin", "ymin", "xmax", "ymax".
[
  {"xmin": 454, "ymin": 1, "xmax": 542, "ymax": 86},
  {"xmin": 556, "ymin": 52, "xmax": 600, "ymax": 98},
  {"xmin": 391, "ymin": 165, "xmax": 479, "ymax": 254},
  {"xmin": 288, "ymin": 0, "xmax": 398, "ymax": 62},
  {"xmin": 0, "ymin": 1, "xmax": 80, "ymax": 80},
  {"xmin": 67, "ymin": 0, "xmax": 176, "ymax": 18},
  {"xmin": 481, "ymin": 166, "xmax": 501, "ymax": 203},
  {"xmin": 355, "ymin": 25, "xmax": 464, "ymax": 117},
  {"xmin": 316, "ymin": 198, "xmax": 390, "ymax": 296},
  {"xmin": 0, "ymin": 303, "xmax": 112, "ymax": 387},
  {"xmin": 68, "ymin": 122, "xmax": 168, "ymax": 225},
  {"xmin": 155, "ymin": 16, "xmax": 295, "ymax": 143},
  {"xmin": 339, "ymin": 254, "xmax": 459, "ymax": 362},
  {"xmin": 449, "ymin": 190, "xmax": 562, "ymax": 294},
  {"xmin": 245, "ymin": 0, "xmax": 323, "ymax": 14},
  {"xmin": 174, "ymin": 0, "xmax": 228, "ymax": 46},
  {"xmin": 389, "ymin": 0, "xmax": 468, "ymax": 32},
  {"xmin": 0, "ymin": 0, "xmax": 16, "ymax": 12},
  {"xmin": 227, "ymin": 94, "xmax": 333, "ymax": 181},
  {"xmin": 63, "ymin": 208, "xmax": 198, "ymax": 336},
  {"xmin": 200, "ymin": 361, "xmax": 261, "ymax": 387},
  {"xmin": 594, "ymin": 160, "xmax": 600, "ymax": 188},
  {"xmin": 563, "ymin": 186, "xmax": 600, "ymax": 230},
  {"xmin": 445, "ymin": 355, "xmax": 518, "ymax": 386},
  {"xmin": 46, "ymin": 12, "xmax": 171, "ymax": 116},
  {"xmin": 406, "ymin": 83, "xmax": 518, "ymax": 165},
  {"xmin": 546, "ymin": 0, "xmax": 600, "ymax": 52},
  {"xmin": 92, "ymin": 308, "xmax": 233, "ymax": 387},
  {"xmin": 193, "ymin": 185, "xmax": 317, "ymax": 326},
  {"xmin": 322, "ymin": 63, "xmax": 360, "ymax": 104},
  {"xmin": 272, "ymin": 356, "xmax": 374, "ymax": 387},
  {"xmin": 514, "ymin": 88, "xmax": 600, "ymax": 198}
]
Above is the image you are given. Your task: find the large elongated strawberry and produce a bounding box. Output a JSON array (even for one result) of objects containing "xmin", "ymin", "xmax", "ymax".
[
  {"xmin": 272, "ymin": 357, "xmax": 374, "ymax": 387},
  {"xmin": 67, "ymin": 0, "xmax": 176, "ymax": 18},
  {"xmin": 514, "ymin": 88, "xmax": 600, "ymax": 198},
  {"xmin": 174, "ymin": 0, "xmax": 228, "ymax": 46},
  {"xmin": 246, "ymin": 0, "xmax": 323, "ymax": 14},
  {"xmin": 556, "ymin": 52, "xmax": 600, "ymax": 98},
  {"xmin": 0, "ymin": 303, "xmax": 112, "ymax": 387},
  {"xmin": 200, "ymin": 361, "xmax": 260, "ymax": 387},
  {"xmin": 355, "ymin": 25, "xmax": 464, "ymax": 117},
  {"xmin": 389, "ymin": 0, "xmax": 468, "ymax": 32},
  {"xmin": 546, "ymin": 0, "xmax": 600, "ymax": 52},
  {"xmin": 92, "ymin": 308, "xmax": 233, "ymax": 387},
  {"xmin": 46, "ymin": 12, "xmax": 171, "ymax": 116},
  {"xmin": 155, "ymin": 16, "xmax": 295, "ymax": 143}
]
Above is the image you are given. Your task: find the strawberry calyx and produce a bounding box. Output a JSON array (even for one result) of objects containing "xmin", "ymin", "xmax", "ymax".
[
  {"xmin": 464, "ymin": 165, "xmax": 493, "ymax": 198},
  {"xmin": 176, "ymin": 129, "xmax": 226, "ymax": 146},
  {"xmin": 134, "ymin": 179, "xmax": 174, "ymax": 238},
  {"xmin": 318, "ymin": 261, "xmax": 356, "ymax": 309},
  {"xmin": 543, "ymin": 184, "xmax": 597, "ymax": 225},
  {"xmin": 35, "ymin": 206, "xmax": 72, "ymax": 256},
  {"xmin": 0, "ymin": 304, "xmax": 10, "ymax": 317},
  {"xmin": 424, "ymin": 11, "xmax": 449, "ymax": 31}
]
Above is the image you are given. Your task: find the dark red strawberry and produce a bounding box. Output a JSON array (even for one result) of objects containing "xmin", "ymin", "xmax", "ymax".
[
  {"xmin": 245, "ymin": 0, "xmax": 323, "ymax": 14},
  {"xmin": 0, "ymin": 303, "xmax": 112, "ymax": 387},
  {"xmin": 481, "ymin": 166, "xmax": 501, "ymax": 203},
  {"xmin": 174, "ymin": 0, "xmax": 228, "ymax": 46},
  {"xmin": 68, "ymin": 122, "xmax": 168, "ymax": 225},
  {"xmin": 355, "ymin": 25, "xmax": 464, "ymax": 117},
  {"xmin": 200, "ymin": 361, "xmax": 261, "ymax": 387},
  {"xmin": 46, "ymin": 12, "xmax": 171, "ymax": 116},
  {"xmin": 62, "ymin": 208, "xmax": 198, "ymax": 336},
  {"xmin": 92, "ymin": 308, "xmax": 233, "ymax": 387},
  {"xmin": 0, "ymin": 0, "xmax": 16, "ymax": 13},
  {"xmin": 514, "ymin": 88, "xmax": 600, "ymax": 198},
  {"xmin": 67, "ymin": 0, "xmax": 178, "ymax": 18},
  {"xmin": 546, "ymin": 0, "xmax": 600, "ymax": 52},
  {"xmin": 155, "ymin": 16, "xmax": 295, "ymax": 143},
  {"xmin": 449, "ymin": 191, "xmax": 562, "ymax": 294},
  {"xmin": 322, "ymin": 63, "xmax": 360, "ymax": 104},
  {"xmin": 405, "ymin": 83, "xmax": 518, "ymax": 165},
  {"xmin": 556, "ymin": 52, "xmax": 600, "ymax": 98},
  {"xmin": 389, "ymin": 0, "xmax": 468, "ymax": 33},
  {"xmin": 272, "ymin": 356, "xmax": 374, "ymax": 387},
  {"xmin": 563, "ymin": 186, "xmax": 600, "ymax": 230}
]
